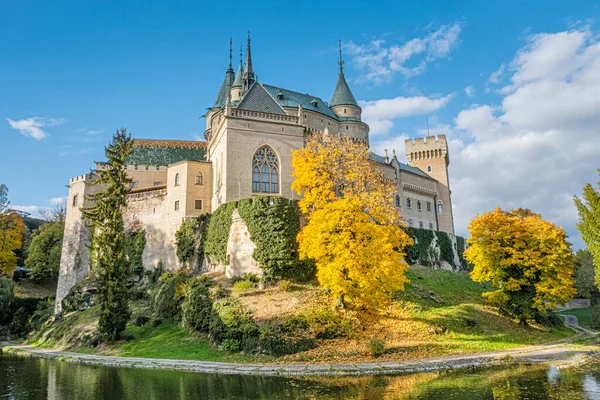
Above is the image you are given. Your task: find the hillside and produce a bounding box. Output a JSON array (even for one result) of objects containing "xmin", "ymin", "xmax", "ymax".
[{"xmin": 27, "ymin": 266, "xmax": 572, "ymax": 363}]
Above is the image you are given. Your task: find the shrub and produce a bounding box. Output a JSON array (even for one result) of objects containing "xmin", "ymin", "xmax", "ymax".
[
  {"xmin": 232, "ymin": 279, "xmax": 256, "ymax": 293},
  {"xmin": 182, "ymin": 276, "xmax": 213, "ymax": 333},
  {"xmin": 209, "ymin": 297, "xmax": 258, "ymax": 349},
  {"xmin": 8, "ymin": 297, "xmax": 45, "ymax": 338},
  {"xmin": 28, "ymin": 299, "xmax": 54, "ymax": 332},
  {"xmin": 278, "ymin": 280, "xmax": 293, "ymax": 292},
  {"xmin": 152, "ymin": 271, "xmax": 188, "ymax": 322},
  {"xmin": 591, "ymin": 304, "xmax": 600, "ymax": 328},
  {"xmin": 368, "ymin": 338, "xmax": 386, "ymax": 357},
  {"xmin": 257, "ymin": 322, "xmax": 315, "ymax": 356},
  {"xmin": 285, "ymin": 308, "xmax": 355, "ymax": 339},
  {"xmin": 0, "ymin": 277, "xmax": 14, "ymax": 324}
]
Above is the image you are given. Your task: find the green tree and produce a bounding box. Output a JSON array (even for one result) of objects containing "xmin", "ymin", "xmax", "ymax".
[
  {"xmin": 25, "ymin": 222, "xmax": 64, "ymax": 280},
  {"xmin": 83, "ymin": 128, "xmax": 133, "ymax": 341},
  {"xmin": 574, "ymin": 169, "xmax": 600, "ymax": 286},
  {"xmin": 573, "ymin": 249, "xmax": 598, "ymax": 300}
]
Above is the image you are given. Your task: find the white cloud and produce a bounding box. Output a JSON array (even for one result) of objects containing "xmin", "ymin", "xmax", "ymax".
[
  {"xmin": 464, "ymin": 85, "xmax": 475, "ymax": 97},
  {"xmin": 488, "ymin": 63, "xmax": 506, "ymax": 84},
  {"xmin": 50, "ymin": 197, "xmax": 67, "ymax": 205},
  {"xmin": 6, "ymin": 117, "xmax": 66, "ymax": 140},
  {"xmin": 58, "ymin": 148, "xmax": 91, "ymax": 157},
  {"xmin": 347, "ymin": 23, "xmax": 462, "ymax": 84},
  {"xmin": 360, "ymin": 94, "xmax": 453, "ymax": 136},
  {"xmin": 76, "ymin": 128, "xmax": 103, "ymax": 136},
  {"xmin": 446, "ymin": 27, "xmax": 600, "ymax": 247},
  {"xmin": 11, "ymin": 205, "xmax": 41, "ymax": 217}
]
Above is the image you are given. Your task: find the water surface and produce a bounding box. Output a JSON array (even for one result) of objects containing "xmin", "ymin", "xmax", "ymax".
[{"xmin": 1, "ymin": 353, "xmax": 600, "ymax": 399}]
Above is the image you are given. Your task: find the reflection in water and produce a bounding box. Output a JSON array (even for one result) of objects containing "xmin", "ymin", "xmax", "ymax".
[{"xmin": 2, "ymin": 353, "xmax": 600, "ymax": 399}]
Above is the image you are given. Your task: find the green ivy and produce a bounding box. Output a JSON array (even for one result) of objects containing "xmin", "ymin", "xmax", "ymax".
[
  {"xmin": 175, "ymin": 220, "xmax": 196, "ymax": 268},
  {"xmin": 204, "ymin": 202, "xmax": 235, "ymax": 265},
  {"xmin": 435, "ymin": 231, "xmax": 454, "ymax": 265},
  {"xmin": 456, "ymin": 235, "xmax": 469, "ymax": 270},
  {"xmin": 125, "ymin": 229, "xmax": 146, "ymax": 277},
  {"xmin": 238, "ymin": 197, "xmax": 314, "ymax": 281},
  {"xmin": 404, "ymin": 227, "xmax": 435, "ymax": 266}
]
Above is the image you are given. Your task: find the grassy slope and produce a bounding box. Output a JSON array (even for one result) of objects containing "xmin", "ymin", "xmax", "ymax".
[
  {"xmin": 29, "ymin": 266, "xmax": 573, "ymax": 363},
  {"xmin": 561, "ymin": 307, "xmax": 596, "ymax": 329}
]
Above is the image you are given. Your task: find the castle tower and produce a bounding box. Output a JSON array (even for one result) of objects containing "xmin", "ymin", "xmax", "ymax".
[
  {"xmin": 230, "ymin": 43, "xmax": 244, "ymax": 102},
  {"xmin": 405, "ymin": 135, "xmax": 455, "ymax": 234},
  {"xmin": 55, "ymin": 172, "xmax": 101, "ymax": 313},
  {"xmin": 242, "ymin": 32, "xmax": 255, "ymax": 92},
  {"xmin": 330, "ymin": 39, "xmax": 369, "ymax": 144},
  {"xmin": 211, "ymin": 39, "xmax": 235, "ymax": 110}
]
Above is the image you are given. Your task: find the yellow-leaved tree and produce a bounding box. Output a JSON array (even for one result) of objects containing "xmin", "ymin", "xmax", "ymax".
[
  {"xmin": 292, "ymin": 132, "xmax": 412, "ymax": 309},
  {"xmin": 0, "ymin": 209, "xmax": 24, "ymax": 275},
  {"xmin": 465, "ymin": 208, "xmax": 575, "ymax": 325}
]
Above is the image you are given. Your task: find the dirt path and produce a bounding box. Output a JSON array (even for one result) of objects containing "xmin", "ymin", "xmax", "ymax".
[{"xmin": 561, "ymin": 313, "xmax": 597, "ymax": 335}]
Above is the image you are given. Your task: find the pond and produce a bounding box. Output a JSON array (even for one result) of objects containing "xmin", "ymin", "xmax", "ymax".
[{"xmin": 1, "ymin": 353, "xmax": 600, "ymax": 399}]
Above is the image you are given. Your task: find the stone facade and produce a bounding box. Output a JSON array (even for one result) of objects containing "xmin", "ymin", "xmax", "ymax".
[{"xmin": 55, "ymin": 35, "xmax": 456, "ymax": 313}]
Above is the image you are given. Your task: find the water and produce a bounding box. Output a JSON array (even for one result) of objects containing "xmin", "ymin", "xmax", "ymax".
[{"xmin": 1, "ymin": 353, "xmax": 600, "ymax": 399}]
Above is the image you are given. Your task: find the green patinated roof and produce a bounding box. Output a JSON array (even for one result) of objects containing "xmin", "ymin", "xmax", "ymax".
[
  {"xmin": 263, "ymin": 84, "xmax": 340, "ymax": 120},
  {"xmin": 330, "ymin": 71, "xmax": 358, "ymax": 108},
  {"xmin": 126, "ymin": 140, "xmax": 207, "ymax": 166},
  {"xmin": 232, "ymin": 63, "xmax": 243, "ymax": 88},
  {"xmin": 237, "ymin": 83, "xmax": 287, "ymax": 115},
  {"xmin": 212, "ymin": 68, "xmax": 235, "ymax": 109}
]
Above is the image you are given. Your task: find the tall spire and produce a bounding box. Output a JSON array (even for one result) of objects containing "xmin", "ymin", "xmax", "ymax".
[
  {"xmin": 243, "ymin": 31, "xmax": 255, "ymax": 91},
  {"xmin": 330, "ymin": 37, "xmax": 359, "ymax": 108},
  {"xmin": 228, "ymin": 37, "xmax": 233, "ymax": 71},
  {"xmin": 232, "ymin": 42, "xmax": 243, "ymax": 88},
  {"xmin": 211, "ymin": 38, "xmax": 236, "ymax": 109},
  {"xmin": 338, "ymin": 36, "xmax": 345, "ymax": 74}
]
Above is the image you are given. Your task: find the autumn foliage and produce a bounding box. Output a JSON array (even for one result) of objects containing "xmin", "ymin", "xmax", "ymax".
[
  {"xmin": 465, "ymin": 208, "xmax": 575, "ymax": 323},
  {"xmin": 0, "ymin": 210, "xmax": 24, "ymax": 275},
  {"xmin": 292, "ymin": 133, "xmax": 412, "ymax": 309}
]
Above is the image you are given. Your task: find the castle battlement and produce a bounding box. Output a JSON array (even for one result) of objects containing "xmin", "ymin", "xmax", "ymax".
[
  {"xmin": 69, "ymin": 173, "xmax": 97, "ymax": 184},
  {"xmin": 405, "ymin": 134, "xmax": 447, "ymax": 147}
]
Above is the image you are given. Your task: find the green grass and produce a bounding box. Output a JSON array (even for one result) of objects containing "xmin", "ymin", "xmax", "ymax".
[
  {"xmin": 112, "ymin": 322, "xmax": 267, "ymax": 362},
  {"xmin": 395, "ymin": 266, "xmax": 573, "ymax": 355},
  {"xmin": 561, "ymin": 307, "xmax": 597, "ymax": 329}
]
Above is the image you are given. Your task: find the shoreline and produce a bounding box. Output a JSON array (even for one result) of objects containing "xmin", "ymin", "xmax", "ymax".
[{"xmin": 2, "ymin": 340, "xmax": 599, "ymax": 377}]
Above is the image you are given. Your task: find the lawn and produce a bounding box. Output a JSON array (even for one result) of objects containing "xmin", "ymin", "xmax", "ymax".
[{"xmin": 561, "ymin": 307, "xmax": 596, "ymax": 330}]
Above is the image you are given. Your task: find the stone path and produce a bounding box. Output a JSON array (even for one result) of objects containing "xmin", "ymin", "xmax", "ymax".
[
  {"xmin": 1, "ymin": 313, "xmax": 598, "ymax": 377},
  {"xmin": 1, "ymin": 339, "xmax": 598, "ymax": 376}
]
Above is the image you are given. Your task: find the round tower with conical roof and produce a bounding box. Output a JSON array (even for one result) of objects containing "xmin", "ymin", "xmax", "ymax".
[{"xmin": 330, "ymin": 39, "xmax": 369, "ymax": 144}]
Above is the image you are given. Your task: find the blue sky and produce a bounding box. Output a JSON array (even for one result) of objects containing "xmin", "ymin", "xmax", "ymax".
[{"xmin": 2, "ymin": 0, "xmax": 599, "ymax": 246}]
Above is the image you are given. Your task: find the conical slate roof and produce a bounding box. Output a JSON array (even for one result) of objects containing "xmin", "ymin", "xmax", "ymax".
[
  {"xmin": 232, "ymin": 63, "xmax": 243, "ymax": 88},
  {"xmin": 330, "ymin": 71, "xmax": 358, "ymax": 108},
  {"xmin": 212, "ymin": 69, "xmax": 234, "ymax": 109}
]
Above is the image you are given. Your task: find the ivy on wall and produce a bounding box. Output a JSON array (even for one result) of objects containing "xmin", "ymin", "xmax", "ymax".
[
  {"xmin": 404, "ymin": 227, "xmax": 468, "ymax": 270},
  {"xmin": 238, "ymin": 197, "xmax": 314, "ymax": 281},
  {"xmin": 125, "ymin": 229, "xmax": 146, "ymax": 277},
  {"xmin": 175, "ymin": 220, "xmax": 196, "ymax": 268},
  {"xmin": 204, "ymin": 202, "xmax": 236, "ymax": 265},
  {"xmin": 404, "ymin": 227, "xmax": 435, "ymax": 266},
  {"xmin": 435, "ymin": 231, "xmax": 454, "ymax": 265}
]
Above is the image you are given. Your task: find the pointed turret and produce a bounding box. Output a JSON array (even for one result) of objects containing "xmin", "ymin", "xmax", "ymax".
[
  {"xmin": 330, "ymin": 39, "xmax": 358, "ymax": 109},
  {"xmin": 242, "ymin": 31, "xmax": 255, "ymax": 92},
  {"xmin": 230, "ymin": 43, "xmax": 244, "ymax": 102},
  {"xmin": 212, "ymin": 39, "xmax": 235, "ymax": 109}
]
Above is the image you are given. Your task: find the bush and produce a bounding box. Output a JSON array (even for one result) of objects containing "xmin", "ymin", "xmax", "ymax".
[
  {"xmin": 367, "ymin": 338, "xmax": 386, "ymax": 357},
  {"xmin": 209, "ymin": 297, "xmax": 258, "ymax": 350},
  {"xmin": 278, "ymin": 280, "xmax": 293, "ymax": 292},
  {"xmin": 285, "ymin": 308, "xmax": 355, "ymax": 339},
  {"xmin": 182, "ymin": 276, "xmax": 213, "ymax": 333},
  {"xmin": 8, "ymin": 297, "xmax": 46, "ymax": 338},
  {"xmin": 28, "ymin": 299, "xmax": 54, "ymax": 332},
  {"xmin": 152, "ymin": 271, "xmax": 188, "ymax": 322},
  {"xmin": 232, "ymin": 279, "xmax": 256, "ymax": 293},
  {"xmin": 591, "ymin": 304, "xmax": 600, "ymax": 328},
  {"xmin": 0, "ymin": 278, "xmax": 14, "ymax": 324}
]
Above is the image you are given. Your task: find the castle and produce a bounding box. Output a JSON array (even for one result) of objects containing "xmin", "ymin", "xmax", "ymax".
[{"xmin": 55, "ymin": 35, "xmax": 455, "ymax": 312}]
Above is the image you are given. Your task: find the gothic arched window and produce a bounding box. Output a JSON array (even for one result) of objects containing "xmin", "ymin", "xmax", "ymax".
[
  {"xmin": 427, "ymin": 165, "xmax": 432, "ymax": 173},
  {"xmin": 252, "ymin": 146, "xmax": 279, "ymax": 193},
  {"xmin": 174, "ymin": 173, "xmax": 180, "ymax": 186},
  {"xmin": 195, "ymin": 172, "xmax": 203, "ymax": 185},
  {"xmin": 437, "ymin": 201, "xmax": 444, "ymax": 214}
]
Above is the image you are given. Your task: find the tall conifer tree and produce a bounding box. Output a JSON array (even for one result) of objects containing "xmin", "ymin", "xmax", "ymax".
[
  {"xmin": 575, "ymin": 169, "xmax": 600, "ymax": 285},
  {"xmin": 83, "ymin": 128, "xmax": 133, "ymax": 341}
]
